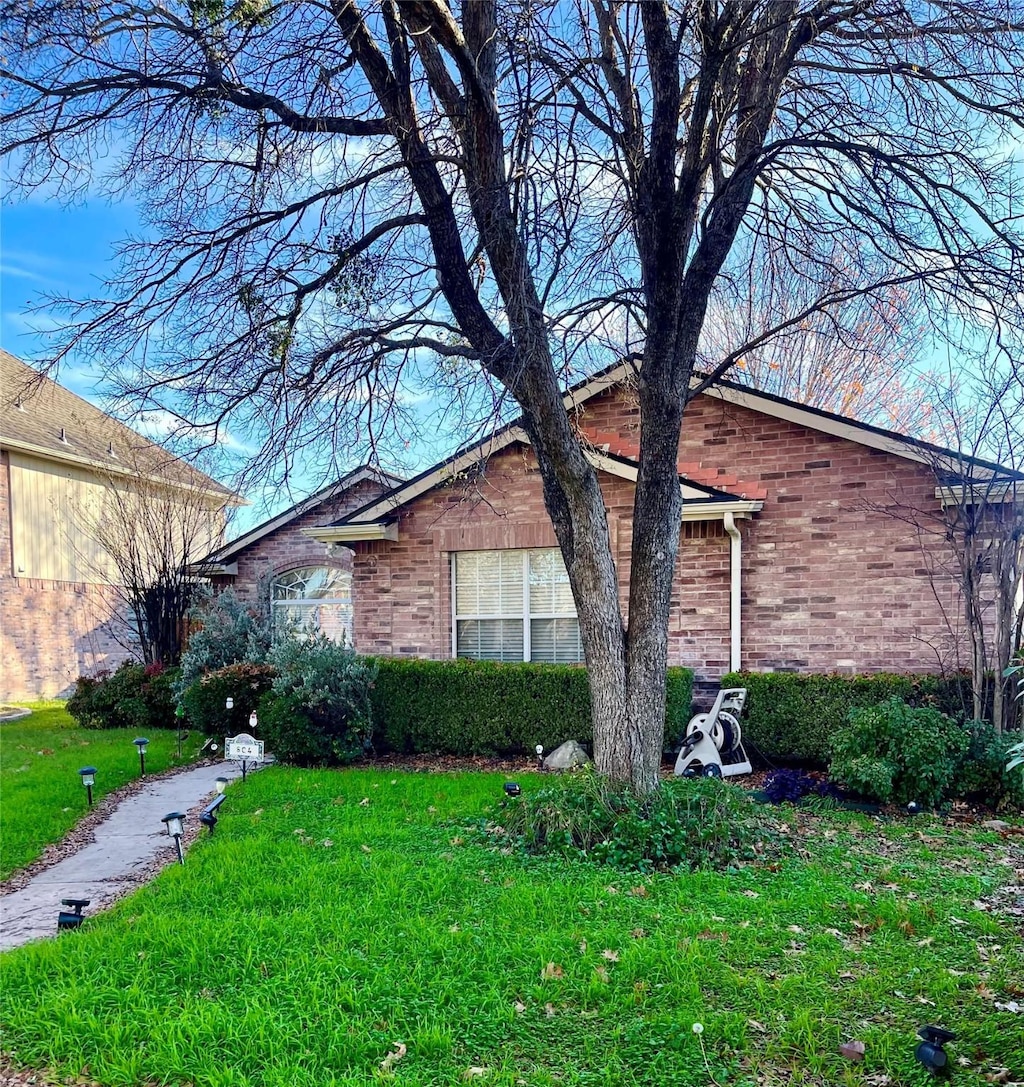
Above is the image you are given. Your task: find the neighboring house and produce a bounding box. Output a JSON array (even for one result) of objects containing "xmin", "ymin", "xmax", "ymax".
[
  {"xmin": 263, "ymin": 361, "xmax": 1018, "ymax": 687},
  {"xmin": 0, "ymin": 350, "xmax": 235, "ymax": 700},
  {"xmin": 201, "ymin": 465, "xmax": 404, "ymax": 642}
]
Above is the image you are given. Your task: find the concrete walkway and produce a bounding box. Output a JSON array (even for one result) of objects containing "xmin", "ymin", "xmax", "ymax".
[{"xmin": 0, "ymin": 761, "xmax": 245, "ymax": 951}]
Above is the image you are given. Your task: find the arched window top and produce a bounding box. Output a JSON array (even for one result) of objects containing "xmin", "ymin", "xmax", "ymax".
[
  {"xmin": 271, "ymin": 565, "xmax": 352, "ymax": 644},
  {"xmin": 272, "ymin": 565, "xmax": 349, "ymax": 602}
]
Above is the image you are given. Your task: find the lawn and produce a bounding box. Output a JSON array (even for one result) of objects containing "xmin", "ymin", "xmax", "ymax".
[
  {"xmin": 1, "ymin": 767, "xmax": 1021, "ymax": 1086},
  {"xmin": 0, "ymin": 703, "xmax": 203, "ymax": 879}
]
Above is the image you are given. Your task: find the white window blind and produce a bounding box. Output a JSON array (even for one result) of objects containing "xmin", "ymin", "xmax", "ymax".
[{"xmin": 454, "ymin": 549, "xmax": 582, "ymax": 663}]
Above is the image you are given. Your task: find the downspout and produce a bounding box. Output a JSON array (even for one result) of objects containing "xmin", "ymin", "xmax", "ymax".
[{"xmin": 723, "ymin": 512, "xmax": 742, "ymax": 672}]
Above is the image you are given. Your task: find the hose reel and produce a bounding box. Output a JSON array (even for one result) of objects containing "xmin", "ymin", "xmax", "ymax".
[{"xmin": 673, "ymin": 688, "xmax": 752, "ymax": 779}]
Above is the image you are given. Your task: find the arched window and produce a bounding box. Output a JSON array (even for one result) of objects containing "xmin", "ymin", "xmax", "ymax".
[{"xmin": 271, "ymin": 566, "xmax": 352, "ymax": 644}]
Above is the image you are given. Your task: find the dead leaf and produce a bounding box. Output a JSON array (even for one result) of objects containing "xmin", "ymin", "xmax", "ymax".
[
  {"xmin": 747, "ymin": 1019, "xmax": 767, "ymax": 1033},
  {"xmin": 605, "ymin": 885, "xmax": 619, "ymax": 895},
  {"xmin": 463, "ymin": 1067, "xmax": 489, "ymax": 1080},
  {"xmin": 839, "ymin": 1040, "xmax": 866, "ymax": 1061},
  {"xmin": 985, "ymin": 1069, "xmax": 1011, "ymax": 1083},
  {"xmin": 994, "ymin": 1001, "xmax": 1022, "ymax": 1013},
  {"xmin": 541, "ymin": 962, "xmax": 563, "ymax": 980},
  {"xmin": 601, "ymin": 949, "xmax": 619, "ymax": 962},
  {"xmin": 629, "ymin": 884, "xmax": 649, "ymax": 897},
  {"xmin": 544, "ymin": 1002, "xmax": 556, "ymax": 1017},
  {"xmin": 594, "ymin": 965, "xmax": 610, "ymax": 983},
  {"xmin": 741, "ymin": 889, "xmax": 760, "ymax": 899},
  {"xmin": 513, "ymin": 1001, "xmax": 526, "ymax": 1015},
  {"xmin": 631, "ymin": 928, "xmax": 647, "ymax": 939},
  {"xmin": 359, "ymin": 797, "xmax": 370, "ymax": 806},
  {"xmin": 579, "ymin": 940, "xmax": 587, "ymax": 953},
  {"xmin": 379, "ymin": 1042, "xmax": 407, "ymax": 1072},
  {"xmin": 361, "ymin": 844, "xmax": 372, "ymax": 854}
]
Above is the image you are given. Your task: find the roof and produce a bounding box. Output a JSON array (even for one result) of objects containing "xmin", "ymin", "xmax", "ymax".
[
  {"xmin": 308, "ymin": 359, "xmax": 1020, "ymax": 540},
  {"xmin": 205, "ymin": 464, "xmax": 405, "ymax": 563},
  {"xmin": 0, "ymin": 350, "xmax": 237, "ymax": 500}
]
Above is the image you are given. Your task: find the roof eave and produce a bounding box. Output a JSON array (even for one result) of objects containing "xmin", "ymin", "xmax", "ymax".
[{"xmin": 303, "ymin": 522, "xmax": 399, "ymax": 543}]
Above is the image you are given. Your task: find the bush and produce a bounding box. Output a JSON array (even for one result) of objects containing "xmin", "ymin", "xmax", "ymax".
[
  {"xmin": 830, "ymin": 698, "xmax": 969, "ymax": 807},
  {"xmin": 721, "ymin": 670, "xmax": 975, "ymax": 765},
  {"xmin": 67, "ymin": 661, "xmax": 180, "ymax": 731},
  {"xmin": 954, "ymin": 720, "xmax": 1024, "ymax": 809},
  {"xmin": 491, "ymin": 768, "xmax": 767, "ymax": 872},
  {"xmin": 179, "ymin": 663, "xmax": 277, "ymax": 736},
  {"xmin": 177, "ymin": 587, "xmax": 273, "ymax": 693},
  {"xmin": 369, "ymin": 658, "xmax": 693, "ymax": 757},
  {"xmin": 260, "ymin": 635, "xmax": 376, "ymax": 766},
  {"xmin": 761, "ymin": 768, "xmax": 843, "ymax": 805}
]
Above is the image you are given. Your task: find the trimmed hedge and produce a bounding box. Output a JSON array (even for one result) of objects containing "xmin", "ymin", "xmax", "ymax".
[
  {"xmin": 721, "ymin": 670, "xmax": 977, "ymax": 765},
  {"xmin": 369, "ymin": 658, "xmax": 694, "ymax": 757},
  {"xmin": 67, "ymin": 662, "xmax": 180, "ymax": 731}
]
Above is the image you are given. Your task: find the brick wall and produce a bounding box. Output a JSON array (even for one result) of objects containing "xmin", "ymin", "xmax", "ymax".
[
  {"xmin": 349, "ymin": 390, "xmax": 964, "ymax": 682},
  {"xmin": 1, "ymin": 451, "xmax": 135, "ymax": 699}
]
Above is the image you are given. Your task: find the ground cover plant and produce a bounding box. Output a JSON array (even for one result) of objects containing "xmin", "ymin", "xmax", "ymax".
[
  {"xmin": 2, "ymin": 768, "xmax": 1022, "ymax": 1086},
  {"xmin": 0, "ymin": 703, "xmax": 202, "ymax": 879}
]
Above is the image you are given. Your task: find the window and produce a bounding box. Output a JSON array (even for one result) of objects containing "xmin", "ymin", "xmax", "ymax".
[
  {"xmin": 453, "ymin": 548, "xmax": 583, "ymax": 663},
  {"xmin": 271, "ymin": 566, "xmax": 352, "ymax": 644}
]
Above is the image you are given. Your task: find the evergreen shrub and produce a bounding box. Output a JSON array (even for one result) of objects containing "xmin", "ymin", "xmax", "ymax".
[
  {"xmin": 369, "ymin": 658, "xmax": 693, "ymax": 756},
  {"xmin": 67, "ymin": 661, "xmax": 180, "ymax": 730},
  {"xmin": 260, "ymin": 635, "xmax": 376, "ymax": 766},
  {"xmin": 721, "ymin": 670, "xmax": 974, "ymax": 764},
  {"xmin": 178, "ymin": 663, "xmax": 276, "ymax": 735}
]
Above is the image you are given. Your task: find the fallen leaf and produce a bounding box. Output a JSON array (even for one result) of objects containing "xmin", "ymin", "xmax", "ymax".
[
  {"xmin": 361, "ymin": 844, "xmax": 372, "ymax": 854},
  {"xmin": 594, "ymin": 965, "xmax": 610, "ymax": 983},
  {"xmin": 541, "ymin": 962, "xmax": 563, "ymax": 980},
  {"xmin": 513, "ymin": 1000, "xmax": 526, "ymax": 1015},
  {"xmin": 379, "ymin": 1042, "xmax": 407, "ymax": 1072},
  {"xmin": 463, "ymin": 1067, "xmax": 489, "ymax": 1079},
  {"xmin": 359, "ymin": 797, "xmax": 370, "ymax": 806},
  {"xmin": 747, "ymin": 1019, "xmax": 767, "ymax": 1033},
  {"xmin": 994, "ymin": 1001, "xmax": 1022, "ymax": 1013},
  {"xmin": 839, "ymin": 1040, "xmax": 866, "ymax": 1061},
  {"xmin": 631, "ymin": 928, "xmax": 647, "ymax": 939},
  {"xmin": 606, "ymin": 885, "xmax": 619, "ymax": 895},
  {"xmin": 601, "ymin": 949, "xmax": 620, "ymax": 962},
  {"xmin": 742, "ymin": 889, "xmax": 760, "ymax": 899},
  {"xmin": 579, "ymin": 940, "xmax": 587, "ymax": 953},
  {"xmin": 984, "ymin": 1069, "xmax": 1011, "ymax": 1084}
]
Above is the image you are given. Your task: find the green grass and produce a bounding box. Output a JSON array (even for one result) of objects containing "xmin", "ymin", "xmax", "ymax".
[
  {"xmin": 1, "ymin": 769, "xmax": 1022, "ymax": 1086},
  {"xmin": 0, "ymin": 703, "xmax": 203, "ymax": 879}
]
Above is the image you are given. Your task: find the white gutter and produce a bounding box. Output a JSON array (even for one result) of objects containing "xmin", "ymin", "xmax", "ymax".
[
  {"xmin": 723, "ymin": 512, "xmax": 742, "ymax": 672},
  {"xmin": 303, "ymin": 522, "xmax": 399, "ymax": 543}
]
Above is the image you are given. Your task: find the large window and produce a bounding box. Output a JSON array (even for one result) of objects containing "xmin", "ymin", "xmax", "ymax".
[
  {"xmin": 272, "ymin": 566, "xmax": 352, "ymax": 644},
  {"xmin": 453, "ymin": 548, "xmax": 583, "ymax": 663}
]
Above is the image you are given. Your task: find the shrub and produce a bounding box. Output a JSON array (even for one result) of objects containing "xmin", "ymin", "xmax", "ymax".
[
  {"xmin": 721, "ymin": 670, "xmax": 975, "ymax": 765},
  {"xmin": 492, "ymin": 768, "xmax": 767, "ymax": 872},
  {"xmin": 954, "ymin": 720, "xmax": 1024, "ymax": 809},
  {"xmin": 369, "ymin": 658, "xmax": 693, "ymax": 756},
  {"xmin": 260, "ymin": 635, "xmax": 376, "ymax": 766},
  {"xmin": 177, "ymin": 587, "xmax": 273, "ymax": 693},
  {"xmin": 67, "ymin": 661, "xmax": 180, "ymax": 731},
  {"xmin": 179, "ymin": 663, "xmax": 277, "ymax": 736},
  {"xmin": 830, "ymin": 698, "xmax": 968, "ymax": 807}
]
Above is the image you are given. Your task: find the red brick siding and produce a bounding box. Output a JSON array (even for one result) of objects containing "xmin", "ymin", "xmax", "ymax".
[{"xmin": 350, "ymin": 391, "xmax": 963, "ymax": 682}]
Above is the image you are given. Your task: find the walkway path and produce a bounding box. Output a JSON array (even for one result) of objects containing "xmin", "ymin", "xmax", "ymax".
[{"xmin": 0, "ymin": 761, "xmax": 245, "ymax": 951}]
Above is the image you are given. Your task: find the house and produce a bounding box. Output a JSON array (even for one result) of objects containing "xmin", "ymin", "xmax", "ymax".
[
  {"xmin": 0, "ymin": 350, "xmax": 235, "ymax": 700},
  {"xmin": 200, "ymin": 465, "xmax": 404, "ymax": 641},
  {"xmin": 246, "ymin": 361, "xmax": 1016, "ymax": 688}
]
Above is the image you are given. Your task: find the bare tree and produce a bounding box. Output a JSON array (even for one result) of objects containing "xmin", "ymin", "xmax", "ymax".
[
  {"xmin": 65, "ymin": 449, "xmax": 231, "ymax": 666},
  {"xmin": 4, "ymin": 0, "xmax": 1023, "ymax": 789}
]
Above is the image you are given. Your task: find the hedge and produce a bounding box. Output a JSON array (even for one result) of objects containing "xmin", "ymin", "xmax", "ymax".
[
  {"xmin": 721, "ymin": 670, "xmax": 977, "ymax": 765},
  {"xmin": 369, "ymin": 658, "xmax": 694, "ymax": 757}
]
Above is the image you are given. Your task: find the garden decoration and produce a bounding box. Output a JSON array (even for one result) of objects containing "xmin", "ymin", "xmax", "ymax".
[
  {"xmin": 57, "ymin": 898, "xmax": 90, "ymax": 931},
  {"xmin": 224, "ymin": 730, "xmax": 264, "ymax": 782},
  {"xmin": 133, "ymin": 736, "xmax": 149, "ymax": 776},
  {"xmin": 674, "ymin": 687, "xmax": 752, "ymax": 779},
  {"xmin": 78, "ymin": 766, "xmax": 97, "ymax": 807},
  {"xmin": 915, "ymin": 1026, "xmax": 955, "ymax": 1076}
]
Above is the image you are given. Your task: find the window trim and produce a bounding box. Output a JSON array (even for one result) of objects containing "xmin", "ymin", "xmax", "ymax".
[
  {"xmin": 450, "ymin": 548, "xmax": 581, "ymax": 663},
  {"xmin": 270, "ymin": 564, "xmax": 353, "ymax": 645}
]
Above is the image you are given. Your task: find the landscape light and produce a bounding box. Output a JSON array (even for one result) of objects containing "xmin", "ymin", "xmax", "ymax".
[
  {"xmin": 225, "ymin": 696, "xmax": 234, "ymax": 710},
  {"xmin": 249, "ymin": 711, "xmax": 258, "ymax": 730},
  {"xmin": 915, "ymin": 1026, "xmax": 955, "ymax": 1076},
  {"xmin": 504, "ymin": 782, "xmax": 521, "ymax": 797},
  {"xmin": 133, "ymin": 737, "xmax": 149, "ymax": 776},
  {"xmin": 535, "ymin": 744, "xmax": 544, "ymax": 769},
  {"xmin": 79, "ymin": 766, "xmax": 97, "ymax": 808},
  {"xmin": 161, "ymin": 811, "xmax": 187, "ymax": 864},
  {"xmin": 215, "ymin": 776, "xmax": 229, "ymax": 795},
  {"xmin": 57, "ymin": 897, "xmax": 91, "ymax": 932}
]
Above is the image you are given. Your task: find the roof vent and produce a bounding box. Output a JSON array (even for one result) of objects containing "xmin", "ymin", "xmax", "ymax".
[
  {"xmin": 14, "ymin": 396, "xmax": 25, "ymax": 412},
  {"xmin": 107, "ymin": 441, "xmax": 117, "ymax": 457},
  {"xmin": 59, "ymin": 427, "xmax": 69, "ymax": 444}
]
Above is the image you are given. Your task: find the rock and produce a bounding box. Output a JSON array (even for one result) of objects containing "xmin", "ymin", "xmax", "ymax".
[
  {"xmin": 982, "ymin": 819, "xmax": 1011, "ymax": 832},
  {"xmin": 543, "ymin": 740, "xmax": 590, "ymax": 771}
]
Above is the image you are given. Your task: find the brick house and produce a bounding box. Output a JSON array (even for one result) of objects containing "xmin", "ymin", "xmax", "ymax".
[
  {"xmin": 0, "ymin": 350, "xmax": 235, "ymax": 700},
  {"xmin": 260, "ymin": 362, "xmax": 1018, "ymax": 686}
]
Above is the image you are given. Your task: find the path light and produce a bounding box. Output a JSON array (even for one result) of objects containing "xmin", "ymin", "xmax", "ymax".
[
  {"xmin": 535, "ymin": 744, "xmax": 544, "ymax": 769},
  {"xmin": 215, "ymin": 776, "xmax": 229, "ymax": 795},
  {"xmin": 79, "ymin": 766, "xmax": 97, "ymax": 808},
  {"xmin": 225, "ymin": 696, "xmax": 234, "ymax": 711},
  {"xmin": 57, "ymin": 897, "xmax": 90, "ymax": 931},
  {"xmin": 504, "ymin": 782, "xmax": 521, "ymax": 797},
  {"xmin": 133, "ymin": 737, "xmax": 149, "ymax": 776},
  {"xmin": 915, "ymin": 1026, "xmax": 955, "ymax": 1076},
  {"xmin": 249, "ymin": 710, "xmax": 258, "ymax": 731},
  {"xmin": 162, "ymin": 811, "xmax": 187, "ymax": 864}
]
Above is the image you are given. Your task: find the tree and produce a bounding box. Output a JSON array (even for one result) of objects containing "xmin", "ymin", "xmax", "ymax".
[
  {"xmin": 4, "ymin": 0, "xmax": 1023, "ymax": 790},
  {"xmin": 65, "ymin": 447, "xmax": 232, "ymax": 666}
]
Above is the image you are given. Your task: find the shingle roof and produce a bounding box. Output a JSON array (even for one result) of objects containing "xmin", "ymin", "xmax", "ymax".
[{"xmin": 0, "ymin": 349, "xmax": 236, "ymax": 498}]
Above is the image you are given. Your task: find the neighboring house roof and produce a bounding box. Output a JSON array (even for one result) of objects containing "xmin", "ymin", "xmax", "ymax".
[
  {"xmin": 0, "ymin": 349, "xmax": 237, "ymax": 500},
  {"xmin": 204, "ymin": 464, "xmax": 405, "ymax": 564},
  {"xmin": 308, "ymin": 360, "xmax": 1021, "ymax": 542}
]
